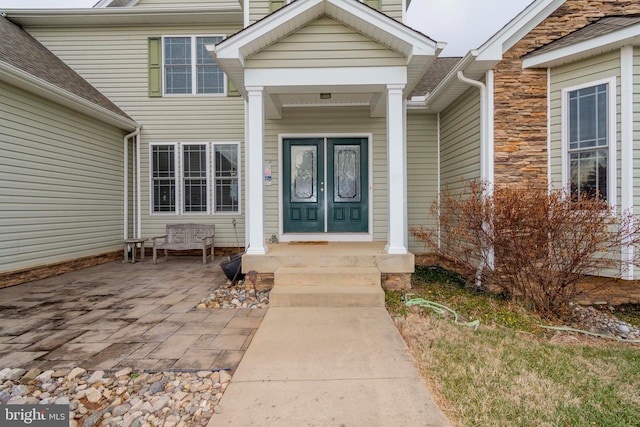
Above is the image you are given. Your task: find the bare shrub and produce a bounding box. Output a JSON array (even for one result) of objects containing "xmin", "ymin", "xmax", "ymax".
[{"xmin": 411, "ymin": 181, "xmax": 639, "ymax": 316}]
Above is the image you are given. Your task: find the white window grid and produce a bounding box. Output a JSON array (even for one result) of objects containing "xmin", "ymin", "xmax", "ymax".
[
  {"xmin": 561, "ymin": 77, "xmax": 617, "ymax": 206},
  {"xmin": 149, "ymin": 142, "xmax": 241, "ymax": 215},
  {"xmin": 162, "ymin": 35, "xmax": 226, "ymax": 96}
]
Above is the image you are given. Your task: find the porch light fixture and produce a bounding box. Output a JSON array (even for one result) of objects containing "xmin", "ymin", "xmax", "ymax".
[{"xmin": 320, "ymin": 93, "xmax": 332, "ymax": 99}]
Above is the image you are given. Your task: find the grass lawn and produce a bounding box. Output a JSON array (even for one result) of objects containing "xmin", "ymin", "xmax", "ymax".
[{"xmin": 387, "ymin": 266, "xmax": 640, "ymax": 427}]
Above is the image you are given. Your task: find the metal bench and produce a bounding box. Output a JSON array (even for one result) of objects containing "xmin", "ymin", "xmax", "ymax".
[{"xmin": 152, "ymin": 223, "xmax": 215, "ymax": 265}]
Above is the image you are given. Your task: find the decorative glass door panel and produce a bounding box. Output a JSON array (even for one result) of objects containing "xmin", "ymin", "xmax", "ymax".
[
  {"xmin": 291, "ymin": 146, "xmax": 318, "ymax": 203},
  {"xmin": 283, "ymin": 137, "xmax": 367, "ymax": 234},
  {"xmin": 334, "ymin": 145, "xmax": 361, "ymax": 202},
  {"xmin": 283, "ymin": 139, "xmax": 324, "ymax": 233},
  {"xmin": 327, "ymin": 139, "xmax": 368, "ymax": 233}
]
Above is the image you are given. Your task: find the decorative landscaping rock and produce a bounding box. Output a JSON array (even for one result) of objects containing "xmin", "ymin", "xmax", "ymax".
[
  {"xmin": 568, "ymin": 303, "xmax": 640, "ymax": 341},
  {"xmin": 198, "ymin": 280, "xmax": 269, "ymax": 309},
  {"xmin": 0, "ymin": 367, "xmax": 233, "ymax": 427}
]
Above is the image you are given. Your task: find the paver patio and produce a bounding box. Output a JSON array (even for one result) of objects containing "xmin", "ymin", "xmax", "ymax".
[{"xmin": 0, "ymin": 257, "xmax": 264, "ymax": 372}]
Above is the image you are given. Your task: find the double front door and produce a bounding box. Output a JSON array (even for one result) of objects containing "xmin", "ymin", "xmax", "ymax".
[{"xmin": 283, "ymin": 137, "xmax": 368, "ymax": 234}]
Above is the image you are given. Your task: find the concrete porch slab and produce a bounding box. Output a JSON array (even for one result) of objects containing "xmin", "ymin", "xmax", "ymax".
[{"xmin": 242, "ymin": 242, "xmax": 415, "ymax": 274}]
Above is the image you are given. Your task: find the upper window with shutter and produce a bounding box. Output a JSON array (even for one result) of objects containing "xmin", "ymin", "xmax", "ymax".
[{"xmin": 148, "ymin": 35, "xmax": 233, "ymax": 97}]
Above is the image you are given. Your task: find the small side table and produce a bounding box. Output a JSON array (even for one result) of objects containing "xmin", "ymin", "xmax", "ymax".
[{"xmin": 123, "ymin": 238, "xmax": 147, "ymax": 263}]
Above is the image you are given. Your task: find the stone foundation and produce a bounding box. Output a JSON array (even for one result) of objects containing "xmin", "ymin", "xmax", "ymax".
[
  {"xmin": 247, "ymin": 273, "xmax": 274, "ymax": 291},
  {"xmin": 415, "ymin": 252, "xmax": 640, "ymax": 306},
  {"xmin": 381, "ymin": 273, "xmax": 412, "ymax": 291},
  {"xmin": 0, "ymin": 251, "xmax": 120, "ymax": 289}
]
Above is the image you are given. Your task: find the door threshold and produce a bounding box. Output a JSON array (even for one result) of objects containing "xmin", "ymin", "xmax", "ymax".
[{"xmin": 279, "ymin": 233, "xmax": 373, "ymax": 242}]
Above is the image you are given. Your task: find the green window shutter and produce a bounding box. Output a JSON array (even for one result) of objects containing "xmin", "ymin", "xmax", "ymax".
[
  {"xmin": 365, "ymin": 0, "xmax": 381, "ymax": 10},
  {"xmin": 227, "ymin": 77, "xmax": 240, "ymax": 97},
  {"xmin": 269, "ymin": 0, "xmax": 286, "ymax": 12},
  {"xmin": 148, "ymin": 37, "xmax": 162, "ymax": 97}
]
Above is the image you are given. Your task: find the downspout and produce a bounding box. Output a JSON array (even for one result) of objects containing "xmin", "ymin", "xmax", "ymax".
[
  {"xmin": 136, "ymin": 130, "xmax": 142, "ymax": 239},
  {"xmin": 457, "ymin": 70, "xmax": 494, "ymax": 287},
  {"xmin": 123, "ymin": 127, "xmax": 141, "ymax": 240},
  {"xmin": 436, "ymin": 112, "xmax": 441, "ymax": 250}
]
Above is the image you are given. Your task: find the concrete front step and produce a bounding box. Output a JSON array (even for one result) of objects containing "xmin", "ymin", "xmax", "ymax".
[
  {"xmin": 275, "ymin": 266, "xmax": 381, "ymax": 287},
  {"xmin": 269, "ymin": 285, "xmax": 385, "ymax": 307}
]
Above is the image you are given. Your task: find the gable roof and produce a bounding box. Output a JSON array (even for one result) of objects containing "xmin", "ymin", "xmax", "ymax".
[
  {"xmin": 425, "ymin": 0, "xmax": 566, "ymax": 112},
  {"xmin": 523, "ymin": 15, "xmax": 640, "ymax": 68},
  {"xmin": 212, "ymin": 0, "xmax": 444, "ymax": 99},
  {"xmin": 0, "ymin": 16, "xmax": 136, "ymax": 130}
]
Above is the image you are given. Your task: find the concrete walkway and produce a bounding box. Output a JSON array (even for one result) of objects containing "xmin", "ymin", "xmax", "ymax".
[{"xmin": 209, "ymin": 307, "xmax": 451, "ymax": 426}]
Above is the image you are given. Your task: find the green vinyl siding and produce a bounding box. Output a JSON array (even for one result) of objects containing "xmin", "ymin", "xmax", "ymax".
[
  {"xmin": 263, "ymin": 106, "xmax": 387, "ymax": 242},
  {"xmin": 407, "ymin": 113, "xmax": 438, "ymax": 253},
  {"xmin": 245, "ymin": 16, "xmax": 405, "ymax": 69},
  {"xmin": 0, "ymin": 81, "xmax": 127, "ymax": 273},
  {"xmin": 440, "ymin": 87, "xmax": 481, "ymax": 195},
  {"xmin": 28, "ymin": 24, "xmax": 246, "ymax": 248},
  {"xmin": 549, "ymin": 50, "xmax": 621, "ymax": 207}
]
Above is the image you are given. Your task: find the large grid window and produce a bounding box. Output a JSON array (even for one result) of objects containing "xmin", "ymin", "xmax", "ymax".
[
  {"xmin": 150, "ymin": 142, "xmax": 239, "ymax": 214},
  {"xmin": 214, "ymin": 144, "xmax": 239, "ymax": 212},
  {"xmin": 567, "ymin": 83, "xmax": 609, "ymax": 202},
  {"xmin": 164, "ymin": 36, "xmax": 224, "ymax": 95},
  {"xmin": 183, "ymin": 144, "xmax": 208, "ymax": 213},
  {"xmin": 151, "ymin": 145, "xmax": 176, "ymax": 212}
]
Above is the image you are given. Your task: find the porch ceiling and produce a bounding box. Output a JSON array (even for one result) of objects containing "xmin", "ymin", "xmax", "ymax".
[{"xmin": 209, "ymin": 0, "xmax": 445, "ymax": 118}]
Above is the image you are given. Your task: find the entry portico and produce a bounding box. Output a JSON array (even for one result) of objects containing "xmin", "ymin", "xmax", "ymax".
[{"xmin": 210, "ymin": 0, "xmax": 443, "ymax": 256}]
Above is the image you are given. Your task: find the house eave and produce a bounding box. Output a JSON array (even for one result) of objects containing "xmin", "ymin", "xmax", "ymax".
[
  {"xmin": 523, "ymin": 24, "xmax": 640, "ymax": 68},
  {"xmin": 2, "ymin": 7, "xmax": 243, "ymax": 27},
  {"xmin": 210, "ymin": 0, "xmax": 443, "ymax": 100},
  {"xmin": 424, "ymin": 51, "xmax": 498, "ymax": 112},
  {"xmin": 475, "ymin": 0, "xmax": 566, "ymax": 62},
  {"xmin": 0, "ymin": 61, "xmax": 138, "ymax": 131}
]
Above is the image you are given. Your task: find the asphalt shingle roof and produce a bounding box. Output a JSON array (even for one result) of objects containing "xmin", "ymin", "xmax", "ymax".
[
  {"xmin": 525, "ymin": 15, "xmax": 640, "ymax": 58},
  {"xmin": 410, "ymin": 57, "xmax": 462, "ymax": 98},
  {"xmin": 0, "ymin": 16, "xmax": 131, "ymax": 121}
]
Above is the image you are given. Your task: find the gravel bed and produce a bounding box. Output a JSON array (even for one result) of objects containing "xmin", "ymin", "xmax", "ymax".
[
  {"xmin": 567, "ymin": 302, "xmax": 640, "ymax": 341},
  {"xmin": 197, "ymin": 280, "xmax": 269, "ymax": 309},
  {"xmin": 0, "ymin": 367, "xmax": 231, "ymax": 427}
]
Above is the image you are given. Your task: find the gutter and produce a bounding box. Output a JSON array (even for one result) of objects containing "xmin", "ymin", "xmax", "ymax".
[
  {"xmin": 123, "ymin": 127, "xmax": 141, "ymax": 240},
  {"xmin": 456, "ymin": 70, "xmax": 495, "ymax": 285}
]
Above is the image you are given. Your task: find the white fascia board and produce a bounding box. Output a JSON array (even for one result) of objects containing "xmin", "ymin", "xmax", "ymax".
[
  {"xmin": 215, "ymin": 0, "xmax": 439, "ymax": 61},
  {"xmin": 5, "ymin": 6, "xmax": 242, "ymax": 27},
  {"xmin": 0, "ymin": 62, "xmax": 138, "ymax": 131},
  {"xmin": 476, "ymin": 0, "xmax": 565, "ymax": 62},
  {"xmin": 245, "ymin": 67, "xmax": 407, "ymax": 88},
  {"xmin": 523, "ymin": 25, "xmax": 640, "ymax": 68},
  {"xmin": 324, "ymin": 0, "xmax": 439, "ymax": 56},
  {"xmin": 214, "ymin": 0, "xmax": 324, "ymax": 60}
]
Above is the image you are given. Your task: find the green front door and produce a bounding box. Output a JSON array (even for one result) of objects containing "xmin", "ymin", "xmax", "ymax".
[{"xmin": 283, "ymin": 137, "xmax": 368, "ymax": 234}]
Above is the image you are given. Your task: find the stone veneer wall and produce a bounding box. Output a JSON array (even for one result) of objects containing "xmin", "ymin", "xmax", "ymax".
[{"xmin": 493, "ymin": 0, "xmax": 640, "ymax": 188}]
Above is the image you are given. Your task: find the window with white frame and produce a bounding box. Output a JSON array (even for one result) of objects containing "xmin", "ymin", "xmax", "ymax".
[
  {"xmin": 163, "ymin": 36, "xmax": 224, "ymax": 95},
  {"xmin": 150, "ymin": 142, "xmax": 240, "ymax": 214},
  {"xmin": 565, "ymin": 82, "xmax": 612, "ymax": 202}
]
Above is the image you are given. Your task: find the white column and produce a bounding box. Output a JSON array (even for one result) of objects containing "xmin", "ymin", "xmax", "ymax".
[
  {"xmin": 386, "ymin": 84, "xmax": 407, "ymax": 254},
  {"xmin": 246, "ymin": 86, "xmax": 268, "ymax": 255},
  {"xmin": 621, "ymin": 46, "xmax": 634, "ymax": 279}
]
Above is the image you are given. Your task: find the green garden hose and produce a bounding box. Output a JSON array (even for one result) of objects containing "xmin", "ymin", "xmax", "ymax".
[
  {"xmin": 539, "ymin": 325, "xmax": 640, "ymax": 343},
  {"xmin": 404, "ymin": 294, "xmax": 480, "ymax": 330}
]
